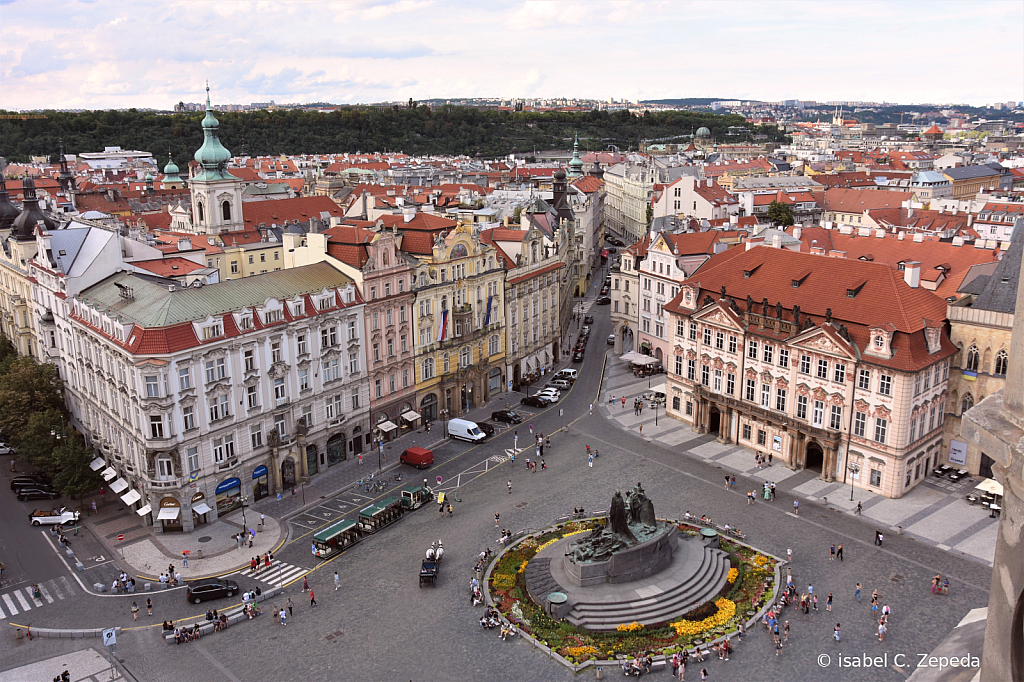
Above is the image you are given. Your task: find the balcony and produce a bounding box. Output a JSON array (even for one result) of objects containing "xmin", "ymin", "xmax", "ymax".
[{"xmin": 453, "ymin": 303, "xmax": 472, "ymax": 315}]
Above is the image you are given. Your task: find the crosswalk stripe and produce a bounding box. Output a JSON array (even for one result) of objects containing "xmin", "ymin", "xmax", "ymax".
[
  {"xmin": 59, "ymin": 576, "xmax": 76, "ymax": 596},
  {"xmin": 38, "ymin": 582, "xmax": 54, "ymax": 603},
  {"xmin": 50, "ymin": 580, "xmax": 64, "ymax": 600},
  {"xmin": 0, "ymin": 600, "xmax": 6, "ymax": 619},
  {"xmin": 1, "ymin": 593, "xmax": 16, "ymax": 615},
  {"xmin": 14, "ymin": 590, "xmax": 31, "ymax": 611}
]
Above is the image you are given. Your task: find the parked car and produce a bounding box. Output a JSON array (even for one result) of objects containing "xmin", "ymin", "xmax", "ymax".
[
  {"xmin": 11, "ymin": 476, "xmax": 51, "ymax": 491},
  {"xmin": 596, "ymin": 296, "xmax": 611, "ymax": 305},
  {"xmin": 583, "ymin": 315, "xmax": 594, "ymax": 324},
  {"xmin": 606, "ymin": 247, "xmax": 617, "ymax": 254},
  {"xmin": 572, "ymin": 351, "xmax": 585, "ymax": 362},
  {"xmin": 447, "ymin": 418, "xmax": 488, "ymax": 443},
  {"xmin": 17, "ymin": 487, "xmax": 60, "ymax": 502},
  {"xmin": 553, "ymin": 369, "xmax": 578, "ymax": 382},
  {"xmin": 600, "ymin": 287, "xmax": 610, "ymax": 296},
  {"xmin": 520, "ymin": 396, "xmax": 548, "ymax": 408},
  {"xmin": 476, "ymin": 422, "xmax": 496, "ymax": 437},
  {"xmin": 185, "ymin": 578, "xmax": 239, "ymax": 604},
  {"xmin": 607, "ymin": 334, "xmax": 615, "ymax": 345},
  {"xmin": 548, "ymin": 379, "xmax": 572, "ymax": 390},
  {"xmin": 491, "ymin": 410, "xmax": 524, "ymax": 424},
  {"xmin": 642, "ymin": 391, "xmax": 667, "ymax": 405},
  {"xmin": 28, "ymin": 507, "xmax": 80, "ymax": 526},
  {"xmin": 535, "ymin": 390, "xmax": 561, "ymax": 403},
  {"xmin": 0, "ymin": 444, "xmax": 15, "ymax": 456}
]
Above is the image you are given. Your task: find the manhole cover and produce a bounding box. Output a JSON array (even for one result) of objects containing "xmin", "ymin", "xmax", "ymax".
[
  {"xmin": 891, "ymin": 574, "xmax": 903, "ymax": 583},
  {"xmin": 197, "ymin": 536, "xmax": 213, "ymax": 543}
]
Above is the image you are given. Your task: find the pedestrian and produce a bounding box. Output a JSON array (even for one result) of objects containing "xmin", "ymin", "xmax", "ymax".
[
  {"xmin": 131, "ymin": 601, "xmax": 139, "ymax": 620},
  {"xmin": 495, "ymin": 513, "xmax": 500, "ymax": 527},
  {"xmin": 622, "ymin": 396, "xmax": 626, "ymax": 409},
  {"xmin": 292, "ymin": 487, "xmax": 296, "ymax": 498},
  {"xmin": 181, "ymin": 551, "xmax": 188, "ymax": 568},
  {"xmin": 280, "ymin": 608, "xmax": 287, "ymax": 625},
  {"xmin": 813, "ymin": 594, "xmax": 818, "ymax": 611},
  {"xmin": 447, "ymin": 504, "xmax": 453, "ymax": 517},
  {"xmin": 358, "ymin": 453, "xmax": 363, "ymax": 465},
  {"xmin": 639, "ymin": 423, "xmax": 643, "ymax": 435},
  {"xmin": 260, "ymin": 513, "xmax": 265, "ymax": 528},
  {"xmin": 559, "ymin": 408, "xmax": 563, "ymax": 418},
  {"xmin": 334, "ymin": 571, "xmax": 340, "ymax": 591},
  {"xmin": 146, "ymin": 597, "xmax": 153, "ymax": 616},
  {"xmin": 302, "ymin": 576, "xmax": 309, "ymax": 592},
  {"xmin": 833, "ymin": 623, "xmax": 841, "ymax": 642},
  {"xmin": 793, "ymin": 499, "xmax": 799, "ymax": 515},
  {"xmin": 855, "ymin": 583, "xmax": 862, "ymax": 602},
  {"xmin": 784, "ymin": 620, "xmax": 790, "ymax": 642},
  {"xmin": 91, "ymin": 500, "xmax": 97, "ymax": 515},
  {"xmin": 878, "ymin": 619, "xmax": 886, "ymax": 641},
  {"xmin": 586, "ymin": 444, "xmax": 591, "ymax": 455},
  {"xmin": 768, "ymin": 452, "xmax": 773, "ymax": 466},
  {"xmin": 787, "ymin": 547, "xmax": 792, "ymax": 563},
  {"xmin": 830, "ymin": 544, "xmax": 835, "ymax": 561},
  {"xmin": 837, "ymin": 543, "xmax": 844, "ymax": 561},
  {"xmin": 729, "ymin": 475, "xmax": 735, "ymax": 489},
  {"xmin": 287, "ymin": 597, "xmax": 293, "ymax": 617},
  {"xmin": 507, "ymin": 480, "xmax": 512, "ymax": 494},
  {"xmin": 724, "ymin": 475, "xmax": 730, "ymax": 490},
  {"xmin": 309, "ymin": 589, "xmax": 316, "ymax": 607},
  {"xmin": 589, "ymin": 403, "xmax": 593, "ymax": 415},
  {"xmin": 874, "ymin": 529, "xmax": 881, "ymax": 545},
  {"xmin": 855, "ymin": 501, "xmax": 862, "ymax": 515},
  {"xmin": 826, "ymin": 592, "xmax": 833, "ymax": 611},
  {"xmin": 882, "ymin": 604, "xmax": 891, "ymax": 621},
  {"xmin": 588, "ymin": 453, "xmax": 594, "ymax": 468},
  {"xmin": 541, "ymin": 460, "xmax": 546, "ymax": 470},
  {"xmin": 877, "ymin": 531, "xmax": 884, "ymax": 547},
  {"xmin": 529, "ymin": 424, "xmax": 534, "ymax": 435}
]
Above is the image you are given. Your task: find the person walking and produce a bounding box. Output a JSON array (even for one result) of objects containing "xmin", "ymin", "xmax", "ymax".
[
  {"xmin": 622, "ymin": 396, "xmax": 626, "ymax": 409},
  {"xmin": 813, "ymin": 594, "xmax": 819, "ymax": 611},
  {"xmin": 309, "ymin": 589, "xmax": 316, "ymax": 608},
  {"xmin": 302, "ymin": 576, "xmax": 309, "ymax": 592},
  {"xmin": 146, "ymin": 598, "xmax": 153, "ymax": 616},
  {"xmin": 131, "ymin": 601, "xmax": 139, "ymax": 620},
  {"xmin": 787, "ymin": 547, "xmax": 793, "ymax": 563},
  {"xmin": 793, "ymin": 499, "xmax": 799, "ymax": 516},
  {"xmin": 447, "ymin": 504, "xmax": 453, "ymax": 517},
  {"xmin": 507, "ymin": 480, "xmax": 512, "ymax": 494},
  {"xmin": 829, "ymin": 544, "xmax": 836, "ymax": 562},
  {"xmin": 639, "ymin": 423, "xmax": 643, "ymax": 436},
  {"xmin": 784, "ymin": 620, "xmax": 790, "ymax": 642},
  {"xmin": 855, "ymin": 501, "xmax": 863, "ymax": 515},
  {"xmin": 833, "ymin": 623, "xmax": 841, "ymax": 642},
  {"xmin": 541, "ymin": 459, "xmax": 546, "ymax": 470},
  {"xmin": 836, "ymin": 544, "xmax": 844, "ymax": 562},
  {"xmin": 589, "ymin": 403, "xmax": 593, "ymax": 416},
  {"xmin": 287, "ymin": 597, "xmax": 293, "ymax": 617},
  {"xmin": 826, "ymin": 592, "xmax": 833, "ymax": 611},
  {"xmin": 878, "ymin": 619, "xmax": 887, "ymax": 641},
  {"xmin": 855, "ymin": 583, "xmax": 862, "ymax": 603},
  {"xmin": 181, "ymin": 551, "xmax": 188, "ymax": 568},
  {"xmin": 280, "ymin": 608, "xmax": 287, "ymax": 625},
  {"xmin": 495, "ymin": 512, "xmax": 500, "ymax": 527},
  {"xmin": 588, "ymin": 453, "xmax": 594, "ymax": 468},
  {"xmin": 874, "ymin": 529, "xmax": 881, "ymax": 546},
  {"xmin": 877, "ymin": 531, "xmax": 884, "ymax": 547},
  {"xmin": 334, "ymin": 571, "xmax": 340, "ymax": 591}
]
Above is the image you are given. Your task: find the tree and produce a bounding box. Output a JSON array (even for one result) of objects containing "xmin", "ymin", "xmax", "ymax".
[
  {"xmin": 766, "ymin": 201, "xmax": 795, "ymax": 227},
  {"xmin": 19, "ymin": 408, "xmax": 63, "ymax": 475},
  {"xmin": 0, "ymin": 357, "xmax": 64, "ymax": 449},
  {"xmin": 50, "ymin": 429, "xmax": 99, "ymax": 503}
]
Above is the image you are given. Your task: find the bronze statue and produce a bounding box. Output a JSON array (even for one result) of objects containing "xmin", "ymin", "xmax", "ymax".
[{"xmin": 608, "ymin": 491, "xmax": 636, "ymax": 542}]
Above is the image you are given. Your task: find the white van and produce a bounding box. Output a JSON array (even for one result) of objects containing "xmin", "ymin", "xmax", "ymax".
[
  {"xmin": 554, "ymin": 369, "xmax": 578, "ymax": 382},
  {"xmin": 447, "ymin": 418, "xmax": 488, "ymax": 443}
]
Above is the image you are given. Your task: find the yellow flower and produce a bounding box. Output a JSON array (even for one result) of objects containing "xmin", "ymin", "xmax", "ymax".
[
  {"xmin": 616, "ymin": 621, "xmax": 643, "ymax": 632},
  {"xmin": 516, "ymin": 560, "xmax": 529, "ymax": 573},
  {"xmin": 566, "ymin": 645, "xmax": 599, "ymax": 659},
  {"xmin": 491, "ymin": 574, "xmax": 516, "ymax": 590},
  {"xmin": 669, "ymin": 599, "xmax": 737, "ymax": 637},
  {"xmin": 727, "ymin": 568, "xmax": 739, "ymax": 584},
  {"xmin": 753, "ymin": 554, "xmax": 769, "ymax": 567}
]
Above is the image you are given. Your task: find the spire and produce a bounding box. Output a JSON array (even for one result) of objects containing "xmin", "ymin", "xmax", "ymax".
[
  {"xmin": 11, "ymin": 177, "xmax": 57, "ymax": 240},
  {"xmin": 193, "ymin": 83, "xmax": 233, "ymax": 180},
  {"xmin": 0, "ymin": 176, "xmax": 22, "ymax": 231},
  {"xmin": 568, "ymin": 132, "xmax": 584, "ymax": 178}
]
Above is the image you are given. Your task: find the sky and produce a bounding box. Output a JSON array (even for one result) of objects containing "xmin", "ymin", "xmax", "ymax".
[{"xmin": 1, "ymin": 0, "xmax": 1022, "ymax": 110}]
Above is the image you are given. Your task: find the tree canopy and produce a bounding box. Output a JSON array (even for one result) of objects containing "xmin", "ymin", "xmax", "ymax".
[
  {"xmin": 766, "ymin": 200, "xmax": 795, "ymax": 227},
  {"xmin": 0, "ymin": 107, "xmax": 788, "ymax": 163}
]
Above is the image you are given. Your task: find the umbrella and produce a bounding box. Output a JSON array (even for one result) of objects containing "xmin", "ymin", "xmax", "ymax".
[
  {"xmin": 621, "ymin": 352, "xmax": 643, "ymax": 363},
  {"xmin": 975, "ymin": 479, "xmax": 1003, "ymax": 496}
]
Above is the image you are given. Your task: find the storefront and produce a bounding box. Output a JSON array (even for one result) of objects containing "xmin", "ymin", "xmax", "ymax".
[
  {"xmin": 489, "ymin": 367, "xmax": 502, "ymax": 395},
  {"xmin": 327, "ymin": 433, "xmax": 345, "ymax": 467},
  {"xmin": 252, "ymin": 465, "xmax": 269, "ymax": 501},
  {"xmin": 351, "ymin": 425, "xmax": 364, "ymax": 455},
  {"xmin": 191, "ymin": 491, "xmax": 212, "ymax": 527},
  {"xmin": 400, "ymin": 405, "xmax": 420, "ymax": 434},
  {"xmin": 215, "ymin": 477, "xmax": 242, "ymax": 516},
  {"xmin": 157, "ymin": 496, "xmax": 182, "ymax": 532},
  {"xmin": 421, "ymin": 394, "xmax": 437, "ymax": 422},
  {"xmin": 376, "ymin": 414, "xmax": 398, "ymax": 442}
]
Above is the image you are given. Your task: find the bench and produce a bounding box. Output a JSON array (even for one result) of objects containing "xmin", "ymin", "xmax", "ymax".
[{"xmin": 650, "ymin": 654, "xmax": 667, "ymax": 671}]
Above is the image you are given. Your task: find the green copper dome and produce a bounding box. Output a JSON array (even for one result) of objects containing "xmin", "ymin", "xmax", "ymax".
[
  {"xmin": 163, "ymin": 154, "xmax": 180, "ymax": 176},
  {"xmin": 695, "ymin": 126, "xmax": 711, "ymax": 138},
  {"xmin": 193, "ymin": 84, "xmax": 233, "ymax": 180},
  {"xmin": 567, "ymin": 133, "xmax": 584, "ymax": 177}
]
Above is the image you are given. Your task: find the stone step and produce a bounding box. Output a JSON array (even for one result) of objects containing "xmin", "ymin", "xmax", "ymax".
[{"xmin": 566, "ymin": 548, "xmax": 731, "ymax": 630}]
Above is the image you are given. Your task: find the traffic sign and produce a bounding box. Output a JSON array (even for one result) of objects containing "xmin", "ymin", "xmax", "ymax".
[
  {"xmin": 116, "ymin": 534, "xmax": 124, "ymax": 542},
  {"xmin": 102, "ymin": 627, "xmax": 116, "ymax": 647},
  {"xmin": 436, "ymin": 475, "xmax": 442, "ymax": 485}
]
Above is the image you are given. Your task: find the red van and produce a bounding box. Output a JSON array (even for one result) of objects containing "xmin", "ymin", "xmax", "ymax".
[{"xmin": 400, "ymin": 447, "xmax": 434, "ymax": 469}]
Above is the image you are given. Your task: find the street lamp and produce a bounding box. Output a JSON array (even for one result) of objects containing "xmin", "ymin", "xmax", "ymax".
[
  {"xmin": 847, "ymin": 462, "xmax": 860, "ymax": 501},
  {"xmin": 439, "ymin": 409, "xmax": 450, "ymax": 439}
]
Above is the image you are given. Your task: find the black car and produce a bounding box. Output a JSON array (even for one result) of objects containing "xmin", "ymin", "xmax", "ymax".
[
  {"xmin": 17, "ymin": 487, "xmax": 60, "ymax": 501},
  {"xmin": 185, "ymin": 578, "xmax": 239, "ymax": 604},
  {"xmin": 606, "ymin": 247, "xmax": 617, "ymax": 254},
  {"xmin": 573, "ymin": 351, "xmax": 585, "ymax": 362},
  {"xmin": 520, "ymin": 396, "xmax": 548, "ymax": 408},
  {"xmin": 476, "ymin": 422, "xmax": 495, "ymax": 437},
  {"xmin": 11, "ymin": 476, "xmax": 51, "ymax": 491},
  {"xmin": 606, "ymin": 236, "xmax": 624, "ymax": 246},
  {"xmin": 596, "ymin": 296, "xmax": 611, "ymax": 305},
  {"xmin": 491, "ymin": 410, "xmax": 523, "ymax": 424},
  {"xmin": 584, "ymin": 315, "xmax": 594, "ymax": 324}
]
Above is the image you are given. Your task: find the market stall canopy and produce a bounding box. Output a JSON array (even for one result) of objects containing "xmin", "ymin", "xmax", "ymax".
[
  {"xmin": 109, "ymin": 478, "xmax": 129, "ymax": 494},
  {"xmin": 975, "ymin": 478, "xmax": 1004, "ymax": 496},
  {"xmin": 120, "ymin": 490, "xmax": 141, "ymax": 506},
  {"xmin": 621, "ymin": 352, "xmax": 644, "ymax": 363},
  {"xmin": 89, "ymin": 457, "xmax": 105, "ymax": 471},
  {"xmin": 631, "ymin": 356, "xmax": 659, "ymax": 366},
  {"xmin": 157, "ymin": 506, "xmax": 180, "ymax": 520}
]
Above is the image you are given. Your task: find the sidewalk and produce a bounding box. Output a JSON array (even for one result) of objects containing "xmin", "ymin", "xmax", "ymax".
[{"xmin": 598, "ymin": 351, "xmax": 999, "ymax": 566}]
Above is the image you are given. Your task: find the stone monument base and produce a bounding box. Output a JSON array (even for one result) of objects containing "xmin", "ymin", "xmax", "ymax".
[{"xmin": 563, "ymin": 525, "xmax": 678, "ymax": 587}]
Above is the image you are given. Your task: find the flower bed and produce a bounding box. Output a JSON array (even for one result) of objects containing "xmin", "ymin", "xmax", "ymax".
[{"xmin": 487, "ymin": 520, "xmax": 778, "ymax": 662}]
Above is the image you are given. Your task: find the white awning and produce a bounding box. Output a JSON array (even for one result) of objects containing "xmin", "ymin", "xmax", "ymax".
[
  {"xmin": 975, "ymin": 478, "xmax": 1003, "ymax": 496},
  {"xmin": 621, "ymin": 351, "xmax": 644, "ymax": 363},
  {"xmin": 192, "ymin": 502, "xmax": 213, "ymax": 515},
  {"xmin": 109, "ymin": 478, "xmax": 129, "ymax": 494},
  {"xmin": 631, "ymin": 356, "xmax": 659, "ymax": 366},
  {"xmin": 121, "ymin": 489, "xmax": 141, "ymax": 506},
  {"xmin": 157, "ymin": 506, "xmax": 180, "ymax": 521},
  {"xmin": 136, "ymin": 504, "xmax": 152, "ymax": 517},
  {"xmin": 101, "ymin": 467, "xmax": 117, "ymax": 481},
  {"xmin": 89, "ymin": 457, "xmax": 105, "ymax": 471},
  {"xmin": 377, "ymin": 420, "xmax": 398, "ymax": 432},
  {"xmin": 401, "ymin": 411, "xmax": 421, "ymax": 423}
]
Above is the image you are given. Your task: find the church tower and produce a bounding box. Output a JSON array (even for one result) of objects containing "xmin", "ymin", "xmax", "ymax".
[
  {"xmin": 189, "ymin": 84, "xmax": 244, "ymax": 234},
  {"xmin": 567, "ymin": 133, "xmax": 584, "ymax": 179}
]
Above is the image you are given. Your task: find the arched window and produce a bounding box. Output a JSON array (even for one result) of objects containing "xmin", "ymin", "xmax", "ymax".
[
  {"xmin": 961, "ymin": 393, "xmax": 974, "ymax": 415},
  {"xmin": 222, "ymin": 201, "xmax": 231, "ymax": 221},
  {"xmin": 965, "ymin": 345, "xmax": 979, "ymax": 372},
  {"xmin": 197, "ymin": 201, "xmax": 205, "ymax": 224},
  {"xmin": 995, "ymin": 349, "xmax": 1008, "ymax": 376}
]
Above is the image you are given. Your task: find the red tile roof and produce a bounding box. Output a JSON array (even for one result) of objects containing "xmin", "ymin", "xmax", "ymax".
[
  {"xmin": 133, "ymin": 258, "xmax": 207, "ymax": 277},
  {"xmin": 241, "ymin": 196, "xmax": 345, "ymax": 228},
  {"xmin": 822, "ymin": 188, "xmax": 913, "ymax": 213}
]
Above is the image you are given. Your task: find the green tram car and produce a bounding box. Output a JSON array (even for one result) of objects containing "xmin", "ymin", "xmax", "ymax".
[{"xmin": 312, "ymin": 484, "xmax": 432, "ymax": 560}]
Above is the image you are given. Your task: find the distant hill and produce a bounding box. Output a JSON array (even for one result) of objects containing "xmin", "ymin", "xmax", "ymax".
[{"xmin": 643, "ymin": 98, "xmax": 727, "ymax": 107}]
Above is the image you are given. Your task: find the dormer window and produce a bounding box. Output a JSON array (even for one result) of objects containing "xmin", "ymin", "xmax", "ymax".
[
  {"xmin": 874, "ymin": 335, "xmax": 884, "ymax": 349},
  {"xmin": 202, "ymin": 323, "xmax": 223, "ymax": 340},
  {"xmin": 293, "ymin": 302, "xmax": 304, "ymax": 316},
  {"xmin": 319, "ymin": 297, "xmax": 331, "ymax": 311},
  {"xmin": 240, "ymin": 316, "xmax": 252, "ymax": 330},
  {"xmin": 265, "ymin": 309, "xmax": 283, "ymax": 324}
]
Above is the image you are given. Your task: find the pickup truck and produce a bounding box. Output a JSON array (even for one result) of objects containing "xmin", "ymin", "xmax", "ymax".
[{"xmin": 29, "ymin": 507, "xmax": 80, "ymax": 526}]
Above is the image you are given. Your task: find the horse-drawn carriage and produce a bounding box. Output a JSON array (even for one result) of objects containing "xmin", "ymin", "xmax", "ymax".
[{"xmin": 419, "ymin": 540, "xmax": 444, "ymax": 588}]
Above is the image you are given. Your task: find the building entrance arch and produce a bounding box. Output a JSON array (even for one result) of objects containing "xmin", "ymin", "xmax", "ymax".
[
  {"xmin": 708, "ymin": 405, "xmax": 721, "ymax": 436},
  {"xmin": 281, "ymin": 457, "xmax": 296, "ymax": 488},
  {"xmin": 806, "ymin": 441, "xmax": 825, "ymax": 472}
]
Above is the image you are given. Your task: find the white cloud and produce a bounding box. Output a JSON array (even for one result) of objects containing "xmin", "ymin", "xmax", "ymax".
[{"xmin": 0, "ymin": 0, "xmax": 1021, "ymax": 109}]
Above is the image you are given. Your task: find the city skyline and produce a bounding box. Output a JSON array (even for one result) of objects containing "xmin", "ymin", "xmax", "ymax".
[{"xmin": 1, "ymin": 0, "xmax": 1022, "ymax": 111}]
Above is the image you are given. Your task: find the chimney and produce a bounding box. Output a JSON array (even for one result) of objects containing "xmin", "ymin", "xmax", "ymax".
[
  {"xmin": 793, "ymin": 226, "xmax": 802, "ymax": 239},
  {"xmin": 903, "ymin": 261, "xmax": 921, "ymax": 288},
  {"xmin": 810, "ymin": 246, "xmax": 826, "ymax": 255},
  {"xmin": 967, "ymin": 214, "xmax": 973, "ymax": 227},
  {"xmin": 772, "ymin": 234, "xmax": 782, "ymax": 249},
  {"xmin": 403, "ymin": 207, "xmax": 415, "ymax": 223},
  {"xmin": 875, "ymin": 228, "xmax": 885, "ymax": 238},
  {"xmin": 177, "ymin": 238, "xmax": 190, "ymax": 251},
  {"xmin": 829, "ymin": 250, "xmax": 847, "ymax": 259}
]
